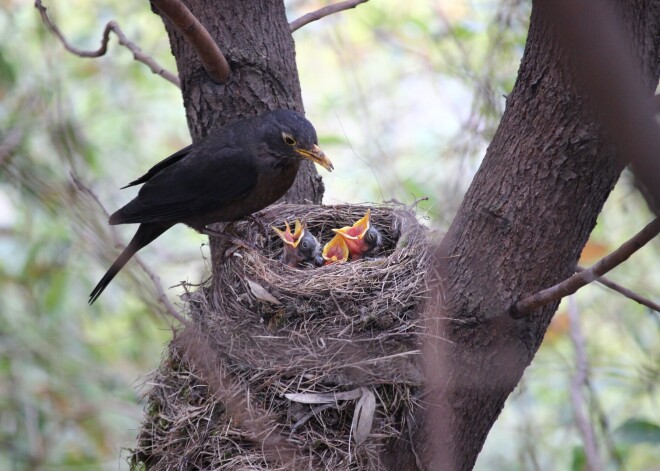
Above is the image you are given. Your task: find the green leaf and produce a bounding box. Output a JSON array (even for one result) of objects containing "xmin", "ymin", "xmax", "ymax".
[
  {"xmin": 571, "ymin": 446, "xmax": 586, "ymax": 471},
  {"xmin": 0, "ymin": 48, "xmax": 16, "ymax": 88},
  {"xmin": 614, "ymin": 419, "xmax": 660, "ymax": 445}
]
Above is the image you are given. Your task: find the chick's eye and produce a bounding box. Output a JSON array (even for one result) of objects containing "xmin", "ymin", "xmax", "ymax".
[
  {"xmin": 282, "ymin": 133, "xmax": 296, "ymax": 146},
  {"xmin": 301, "ymin": 241, "xmax": 309, "ymax": 249}
]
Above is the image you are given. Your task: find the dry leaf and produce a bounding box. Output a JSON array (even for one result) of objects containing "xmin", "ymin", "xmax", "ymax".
[
  {"xmin": 579, "ymin": 240, "xmax": 610, "ymax": 264},
  {"xmin": 246, "ymin": 279, "xmax": 281, "ymax": 305},
  {"xmin": 351, "ymin": 387, "xmax": 376, "ymax": 445},
  {"xmin": 285, "ymin": 388, "xmax": 363, "ymax": 404}
]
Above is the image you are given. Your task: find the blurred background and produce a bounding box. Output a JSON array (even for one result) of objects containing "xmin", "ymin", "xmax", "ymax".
[{"xmin": 0, "ymin": 0, "xmax": 658, "ymax": 469}]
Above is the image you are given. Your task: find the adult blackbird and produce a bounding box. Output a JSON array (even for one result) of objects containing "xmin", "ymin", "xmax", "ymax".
[
  {"xmin": 333, "ymin": 209, "xmax": 382, "ymax": 260},
  {"xmin": 272, "ymin": 219, "xmax": 324, "ymax": 268},
  {"xmin": 89, "ymin": 109, "xmax": 333, "ymax": 304}
]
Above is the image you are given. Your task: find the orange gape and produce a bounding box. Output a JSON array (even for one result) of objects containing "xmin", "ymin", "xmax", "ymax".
[
  {"xmin": 331, "ymin": 209, "xmax": 382, "ymax": 261},
  {"xmin": 321, "ymin": 232, "xmax": 350, "ymax": 265},
  {"xmin": 273, "ymin": 219, "xmax": 323, "ymax": 268}
]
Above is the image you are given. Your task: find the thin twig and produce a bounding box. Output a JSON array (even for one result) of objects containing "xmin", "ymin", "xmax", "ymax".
[
  {"xmin": 152, "ymin": 0, "xmax": 230, "ymax": 84},
  {"xmin": 511, "ymin": 218, "xmax": 660, "ymax": 318},
  {"xmin": 0, "ymin": 128, "xmax": 23, "ymax": 167},
  {"xmin": 567, "ymin": 297, "xmax": 604, "ymax": 471},
  {"xmin": 290, "ymin": 0, "xmax": 369, "ymax": 32},
  {"xmin": 34, "ymin": 0, "xmax": 181, "ymax": 88},
  {"xmin": 576, "ymin": 265, "xmax": 660, "ymax": 313},
  {"xmin": 71, "ymin": 172, "xmax": 187, "ymax": 325}
]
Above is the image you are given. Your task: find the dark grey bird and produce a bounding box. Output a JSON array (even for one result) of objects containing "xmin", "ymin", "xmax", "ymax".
[
  {"xmin": 89, "ymin": 109, "xmax": 333, "ymax": 304},
  {"xmin": 272, "ymin": 219, "xmax": 324, "ymax": 268}
]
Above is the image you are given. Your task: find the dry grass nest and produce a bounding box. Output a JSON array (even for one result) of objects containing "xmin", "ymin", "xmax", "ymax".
[{"xmin": 131, "ymin": 203, "xmax": 432, "ymax": 470}]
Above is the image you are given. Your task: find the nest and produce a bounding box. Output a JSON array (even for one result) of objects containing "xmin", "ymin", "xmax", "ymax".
[{"xmin": 131, "ymin": 203, "xmax": 431, "ymax": 470}]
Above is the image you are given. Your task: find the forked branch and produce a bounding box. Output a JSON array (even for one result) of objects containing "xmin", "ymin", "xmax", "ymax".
[
  {"xmin": 151, "ymin": 0, "xmax": 231, "ymax": 84},
  {"xmin": 34, "ymin": 0, "xmax": 181, "ymax": 87},
  {"xmin": 576, "ymin": 266, "xmax": 660, "ymax": 313},
  {"xmin": 290, "ymin": 0, "xmax": 369, "ymax": 32},
  {"xmin": 511, "ymin": 218, "xmax": 660, "ymax": 318}
]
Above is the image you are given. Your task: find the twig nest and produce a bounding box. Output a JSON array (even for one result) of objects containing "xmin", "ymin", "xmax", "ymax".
[{"xmin": 133, "ymin": 203, "xmax": 431, "ymax": 470}]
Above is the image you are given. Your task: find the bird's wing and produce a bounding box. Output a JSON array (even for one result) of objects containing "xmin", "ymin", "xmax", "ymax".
[
  {"xmin": 121, "ymin": 144, "xmax": 194, "ymax": 189},
  {"xmin": 110, "ymin": 147, "xmax": 258, "ymax": 225}
]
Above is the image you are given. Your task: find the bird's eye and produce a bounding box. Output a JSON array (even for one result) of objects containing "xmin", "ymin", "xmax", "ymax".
[
  {"xmin": 282, "ymin": 133, "xmax": 297, "ymax": 146},
  {"xmin": 301, "ymin": 241, "xmax": 309, "ymax": 249}
]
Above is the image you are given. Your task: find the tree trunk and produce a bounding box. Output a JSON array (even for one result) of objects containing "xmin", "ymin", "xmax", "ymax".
[
  {"xmin": 146, "ymin": 0, "xmax": 659, "ymax": 469},
  {"xmin": 153, "ymin": 0, "xmax": 323, "ymax": 204},
  {"xmin": 388, "ymin": 1, "xmax": 660, "ymax": 469}
]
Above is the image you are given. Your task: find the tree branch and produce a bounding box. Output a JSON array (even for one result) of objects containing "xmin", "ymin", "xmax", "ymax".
[
  {"xmin": 34, "ymin": 0, "xmax": 181, "ymax": 88},
  {"xmin": 0, "ymin": 127, "xmax": 23, "ymax": 167},
  {"xmin": 151, "ymin": 0, "xmax": 230, "ymax": 84},
  {"xmin": 289, "ymin": 0, "xmax": 369, "ymax": 33},
  {"xmin": 567, "ymin": 297, "xmax": 604, "ymax": 471},
  {"xmin": 511, "ymin": 218, "xmax": 660, "ymax": 318},
  {"xmin": 576, "ymin": 265, "xmax": 660, "ymax": 313}
]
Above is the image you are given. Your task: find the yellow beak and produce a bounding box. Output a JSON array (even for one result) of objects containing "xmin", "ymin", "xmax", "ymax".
[{"xmin": 296, "ymin": 144, "xmax": 334, "ymax": 172}]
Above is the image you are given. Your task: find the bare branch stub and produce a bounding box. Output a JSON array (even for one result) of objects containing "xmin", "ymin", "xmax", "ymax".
[
  {"xmin": 151, "ymin": 0, "xmax": 231, "ymax": 84},
  {"xmin": 511, "ymin": 218, "xmax": 660, "ymax": 318},
  {"xmin": 34, "ymin": 0, "xmax": 181, "ymax": 88},
  {"xmin": 290, "ymin": 0, "xmax": 369, "ymax": 32}
]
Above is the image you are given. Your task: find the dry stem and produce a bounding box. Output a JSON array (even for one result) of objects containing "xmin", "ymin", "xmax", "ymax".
[
  {"xmin": 290, "ymin": 0, "xmax": 369, "ymax": 32},
  {"xmin": 34, "ymin": 0, "xmax": 180, "ymax": 87},
  {"xmin": 512, "ymin": 218, "xmax": 660, "ymax": 318}
]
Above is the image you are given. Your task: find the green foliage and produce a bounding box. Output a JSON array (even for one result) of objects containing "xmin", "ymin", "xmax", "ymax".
[{"xmin": 615, "ymin": 419, "xmax": 660, "ymax": 445}]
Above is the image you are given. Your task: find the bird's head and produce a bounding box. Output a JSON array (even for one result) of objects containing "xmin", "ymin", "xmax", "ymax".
[
  {"xmin": 263, "ymin": 109, "xmax": 334, "ymax": 172},
  {"xmin": 273, "ymin": 219, "xmax": 323, "ymax": 267},
  {"xmin": 332, "ymin": 209, "xmax": 382, "ymax": 260}
]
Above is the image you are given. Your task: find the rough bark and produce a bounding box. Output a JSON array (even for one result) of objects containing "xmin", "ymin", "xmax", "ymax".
[
  {"xmin": 152, "ymin": 0, "xmax": 323, "ymax": 204},
  {"xmin": 387, "ymin": 1, "xmax": 660, "ymax": 469},
  {"xmin": 146, "ymin": 0, "xmax": 659, "ymax": 469}
]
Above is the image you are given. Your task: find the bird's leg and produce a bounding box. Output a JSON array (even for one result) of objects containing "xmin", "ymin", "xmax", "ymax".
[{"xmin": 199, "ymin": 226, "xmax": 255, "ymax": 251}]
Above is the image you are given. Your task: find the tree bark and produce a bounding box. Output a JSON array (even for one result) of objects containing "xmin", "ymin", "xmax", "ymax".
[
  {"xmin": 152, "ymin": 0, "xmax": 324, "ymax": 204},
  {"xmin": 387, "ymin": 1, "xmax": 660, "ymax": 469},
  {"xmin": 146, "ymin": 1, "xmax": 659, "ymax": 469}
]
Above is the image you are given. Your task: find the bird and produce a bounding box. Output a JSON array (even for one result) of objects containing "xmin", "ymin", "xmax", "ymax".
[
  {"xmin": 89, "ymin": 109, "xmax": 333, "ymax": 304},
  {"xmin": 321, "ymin": 232, "xmax": 350, "ymax": 264},
  {"xmin": 332, "ymin": 209, "xmax": 382, "ymax": 260},
  {"xmin": 272, "ymin": 219, "xmax": 324, "ymax": 268}
]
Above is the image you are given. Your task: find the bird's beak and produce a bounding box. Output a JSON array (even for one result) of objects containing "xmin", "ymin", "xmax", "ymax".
[
  {"xmin": 292, "ymin": 219, "xmax": 305, "ymax": 242},
  {"xmin": 272, "ymin": 221, "xmax": 296, "ymax": 247},
  {"xmin": 332, "ymin": 209, "xmax": 371, "ymax": 240},
  {"xmin": 322, "ymin": 233, "xmax": 349, "ymax": 264},
  {"xmin": 296, "ymin": 144, "xmax": 334, "ymax": 172}
]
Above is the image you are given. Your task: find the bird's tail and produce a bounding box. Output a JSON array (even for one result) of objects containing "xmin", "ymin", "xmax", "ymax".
[{"xmin": 89, "ymin": 223, "xmax": 170, "ymax": 304}]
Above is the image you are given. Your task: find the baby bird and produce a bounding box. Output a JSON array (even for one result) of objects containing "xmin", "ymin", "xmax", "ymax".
[
  {"xmin": 332, "ymin": 209, "xmax": 382, "ymax": 260},
  {"xmin": 272, "ymin": 219, "xmax": 323, "ymax": 267}
]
